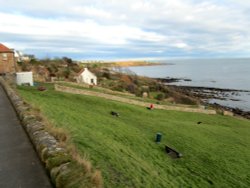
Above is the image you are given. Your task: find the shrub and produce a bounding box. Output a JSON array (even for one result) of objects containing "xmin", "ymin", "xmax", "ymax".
[
  {"xmin": 126, "ymin": 84, "xmax": 137, "ymax": 94},
  {"xmin": 103, "ymin": 72, "xmax": 110, "ymax": 79},
  {"xmin": 29, "ymin": 58, "xmax": 39, "ymax": 65},
  {"xmin": 156, "ymin": 93, "xmax": 165, "ymax": 101},
  {"xmin": 135, "ymin": 88, "xmax": 142, "ymax": 97},
  {"xmin": 174, "ymin": 94, "xmax": 198, "ymax": 105},
  {"xmin": 112, "ymin": 83, "xmax": 125, "ymax": 92}
]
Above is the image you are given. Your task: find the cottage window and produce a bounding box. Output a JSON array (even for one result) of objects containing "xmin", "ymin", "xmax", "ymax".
[{"xmin": 2, "ymin": 53, "xmax": 7, "ymax": 60}]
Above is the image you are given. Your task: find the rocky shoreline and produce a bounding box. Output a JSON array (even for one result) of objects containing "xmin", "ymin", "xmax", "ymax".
[
  {"xmin": 157, "ymin": 78, "xmax": 250, "ymax": 119},
  {"xmin": 171, "ymin": 85, "xmax": 250, "ymax": 119},
  {"xmin": 156, "ymin": 77, "xmax": 192, "ymax": 83}
]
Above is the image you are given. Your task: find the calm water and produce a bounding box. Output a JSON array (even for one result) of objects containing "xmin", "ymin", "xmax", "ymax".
[{"xmin": 127, "ymin": 58, "xmax": 250, "ymax": 111}]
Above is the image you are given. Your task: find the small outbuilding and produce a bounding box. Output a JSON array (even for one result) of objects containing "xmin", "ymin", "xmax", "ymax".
[
  {"xmin": 76, "ymin": 68, "xmax": 97, "ymax": 85},
  {"xmin": 16, "ymin": 72, "xmax": 34, "ymax": 86}
]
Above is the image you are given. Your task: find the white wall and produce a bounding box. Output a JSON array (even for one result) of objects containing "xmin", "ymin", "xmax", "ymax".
[{"xmin": 16, "ymin": 72, "xmax": 34, "ymax": 86}]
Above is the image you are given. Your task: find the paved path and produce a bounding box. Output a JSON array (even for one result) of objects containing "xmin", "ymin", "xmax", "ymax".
[{"xmin": 0, "ymin": 85, "xmax": 52, "ymax": 188}]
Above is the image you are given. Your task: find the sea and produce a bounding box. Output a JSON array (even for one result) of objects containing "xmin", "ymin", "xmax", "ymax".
[{"xmin": 125, "ymin": 58, "xmax": 250, "ymax": 112}]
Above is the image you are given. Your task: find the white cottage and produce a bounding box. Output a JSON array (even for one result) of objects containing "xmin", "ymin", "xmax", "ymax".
[{"xmin": 76, "ymin": 68, "xmax": 97, "ymax": 85}]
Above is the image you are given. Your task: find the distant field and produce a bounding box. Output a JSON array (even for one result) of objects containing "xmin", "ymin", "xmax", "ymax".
[
  {"xmin": 81, "ymin": 61, "xmax": 162, "ymax": 67},
  {"xmin": 18, "ymin": 85, "xmax": 250, "ymax": 188},
  {"xmin": 110, "ymin": 61, "xmax": 162, "ymax": 67}
]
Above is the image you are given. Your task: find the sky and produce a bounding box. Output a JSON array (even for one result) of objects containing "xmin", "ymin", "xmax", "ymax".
[{"xmin": 0, "ymin": 0, "xmax": 250, "ymax": 60}]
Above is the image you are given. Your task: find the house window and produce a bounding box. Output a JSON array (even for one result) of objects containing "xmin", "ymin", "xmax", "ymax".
[
  {"xmin": 91, "ymin": 78, "xmax": 94, "ymax": 84},
  {"xmin": 2, "ymin": 53, "xmax": 7, "ymax": 60}
]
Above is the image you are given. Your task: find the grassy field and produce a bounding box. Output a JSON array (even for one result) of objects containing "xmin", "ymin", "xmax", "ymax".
[{"xmin": 17, "ymin": 85, "xmax": 250, "ymax": 188}]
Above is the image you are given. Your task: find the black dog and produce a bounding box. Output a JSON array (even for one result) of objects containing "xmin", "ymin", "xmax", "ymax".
[{"xmin": 111, "ymin": 111, "xmax": 119, "ymax": 117}]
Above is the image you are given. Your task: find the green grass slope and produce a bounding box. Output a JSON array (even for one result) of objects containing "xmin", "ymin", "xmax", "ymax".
[{"xmin": 18, "ymin": 85, "xmax": 250, "ymax": 188}]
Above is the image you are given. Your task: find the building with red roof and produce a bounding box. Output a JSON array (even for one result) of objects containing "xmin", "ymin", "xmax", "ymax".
[{"xmin": 0, "ymin": 43, "xmax": 16, "ymax": 74}]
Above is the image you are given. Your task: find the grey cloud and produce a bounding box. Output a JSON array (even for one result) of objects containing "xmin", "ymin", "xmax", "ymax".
[{"xmin": 1, "ymin": 0, "xmax": 250, "ymax": 59}]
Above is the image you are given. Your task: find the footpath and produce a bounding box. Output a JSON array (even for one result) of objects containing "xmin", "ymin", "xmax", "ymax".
[
  {"xmin": 0, "ymin": 85, "xmax": 52, "ymax": 188},
  {"xmin": 55, "ymin": 84, "xmax": 216, "ymax": 115}
]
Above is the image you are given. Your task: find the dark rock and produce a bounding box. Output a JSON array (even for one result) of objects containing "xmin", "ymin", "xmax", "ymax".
[
  {"xmin": 38, "ymin": 86, "xmax": 47, "ymax": 91},
  {"xmin": 111, "ymin": 111, "xmax": 119, "ymax": 117}
]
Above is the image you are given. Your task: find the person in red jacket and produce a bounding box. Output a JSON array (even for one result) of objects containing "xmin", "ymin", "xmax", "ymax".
[{"xmin": 150, "ymin": 104, "xmax": 154, "ymax": 109}]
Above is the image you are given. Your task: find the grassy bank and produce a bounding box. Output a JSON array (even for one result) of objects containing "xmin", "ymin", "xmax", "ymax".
[{"xmin": 17, "ymin": 85, "xmax": 250, "ymax": 188}]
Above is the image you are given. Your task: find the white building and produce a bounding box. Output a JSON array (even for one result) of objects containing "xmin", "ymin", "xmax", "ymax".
[
  {"xmin": 14, "ymin": 50, "xmax": 33, "ymax": 62},
  {"xmin": 76, "ymin": 68, "xmax": 97, "ymax": 85},
  {"xmin": 16, "ymin": 72, "xmax": 34, "ymax": 86}
]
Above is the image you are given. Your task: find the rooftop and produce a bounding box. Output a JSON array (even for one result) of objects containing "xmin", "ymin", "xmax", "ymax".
[{"xmin": 0, "ymin": 43, "xmax": 13, "ymax": 53}]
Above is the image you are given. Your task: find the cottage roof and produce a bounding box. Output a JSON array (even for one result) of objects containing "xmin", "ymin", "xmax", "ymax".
[
  {"xmin": 77, "ymin": 68, "xmax": 96, "ymax": 77},
  {"xmin": 77, "ymin": 68, "xmax": 85, "ymax": 76},
  {"xmin": 0, "ymin": 43, "xmax": 14, "ymax": 53}
]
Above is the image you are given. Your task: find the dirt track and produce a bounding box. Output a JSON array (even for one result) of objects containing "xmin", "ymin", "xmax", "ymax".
[{"xmin": 55, "ymin": 84, "xmax": 216, "ymax": 115}]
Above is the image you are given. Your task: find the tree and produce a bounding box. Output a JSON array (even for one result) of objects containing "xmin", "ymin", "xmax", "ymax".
[{"xmin": 62, "ymin": 57, "xmax": 73, "ymax": 65}]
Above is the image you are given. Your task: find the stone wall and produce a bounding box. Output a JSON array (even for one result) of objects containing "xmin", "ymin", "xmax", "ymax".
[
  {"xmin": 0, "ymin": 52, "xmax": 16, "ymax": 74},
  {"xmin": 54, "ymin": 81, "xmax": 134, "ymax": 96},
  {"xmin": 0, "ymin": 77, "xmax": 102, "ymax": 188}
]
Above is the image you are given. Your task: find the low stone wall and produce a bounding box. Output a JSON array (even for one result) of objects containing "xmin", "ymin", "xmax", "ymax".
[
  {"xmin": 223, "ymin": 110, "xmax": 234, "ymax": 116},
  {"xmin": 55, "ymin": 84, "xmax": 217, "ymax": 115},
  {"xmin": 0, "ymin": 77, "xmax": 101, "ymax": 188},
  {"xmin": 54, "ymin": 81, "xmax": 134, "ymax": 97}
]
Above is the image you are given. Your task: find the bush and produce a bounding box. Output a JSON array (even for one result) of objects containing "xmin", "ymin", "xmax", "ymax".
[
  {"xmin": 126, "ymin": 84, "xmax": 137, "ymax": 94},
  {"xmin": 156, "ymin": 93, "xmax": 165, "ymax": 101},
  {"xmin": 112, "ymin": 83, "xmax": 126, "ymax": 92},
  {"xmin": 135, "ymin": 88, "xmax": 142, "ymax": 97},
  {"xmin": 29, "ymin": 58, "xmax": 39, "ymax": 65},
  {"xmin": 103, "ymin": 72, "xmax": 110, "ymax": 79},
  {"xmin": 63, "ymin": 68, "xmax": 70, "ymax": 79},
  {"xmin": 174, "ymin": 94, "xmax": 198, "ymax": 105}
]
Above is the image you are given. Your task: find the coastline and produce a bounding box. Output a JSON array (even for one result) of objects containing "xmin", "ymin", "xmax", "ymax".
[
  {"xmin": 166, "ymin": 84, "xmax": 250, "ymax": 119},
  {"xmin": 109, "ymin": 64, "xmax": 250, "ymax": 119},
  {"xmin": 155, "ymin": 77, "xmax": 250, "ymax": 119}
]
